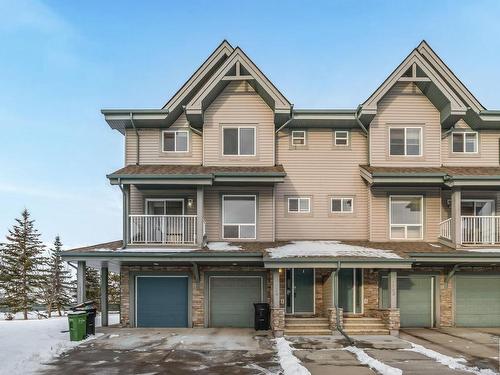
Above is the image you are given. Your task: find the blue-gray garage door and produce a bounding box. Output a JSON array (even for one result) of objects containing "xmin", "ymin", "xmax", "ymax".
[{"xmin": 136, "ymin": 276, "xmax": 189, "ymax": 327}]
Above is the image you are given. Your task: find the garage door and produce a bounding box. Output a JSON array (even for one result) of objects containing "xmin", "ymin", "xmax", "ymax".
[
  {"xmin": 398, "ymin": 275, "xmax": 434, "ymax": 328},
  {"xmin": 209, "ymin": 276, "xmax": 263, "ymax": 328},
  {"xmin": 136, "ymin": 276, "xmax": 189, "ymax": 327},
  {"xmin": 455, "ymin": 275, "xmax": 500, "ymax": 327}
]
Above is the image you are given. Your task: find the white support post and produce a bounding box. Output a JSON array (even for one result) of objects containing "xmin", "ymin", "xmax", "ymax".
[
  {"xmin": 77, "ymin": 261, "xmax": 86, "ymax": 304},
  {"xmin": 272, "ymin": 269, "xmax": 280, "ymax": 308},
  {"xmin": 451, "ymin": 187, "xmax": 462, "ymax": 246},
  {"xmin": 196, "ymin": 186, "xmax": 204, "ymax": 246},
  {"xmin": 389, "ymin": 271, "xmax": 397, "ymax": 309},
  {"xmin": 100, "ymin": 266, "xmax": 109, "ymax": 327}
]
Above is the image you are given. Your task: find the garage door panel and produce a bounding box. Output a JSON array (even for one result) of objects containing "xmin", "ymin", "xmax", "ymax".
[
  {"xmin": 456, "ymin": 275, "xmax": 500, "ymax": 327},
  {"xmin": 136, "ymin": 276, "xmax": 188, "ymax": 328},
  {"xmin": 209, "ymin": 276, "xmax": 262, "ymax": 328},
  {"xmin": 398, "ymin": 276, "xmax": 433, "ymax": 328}
]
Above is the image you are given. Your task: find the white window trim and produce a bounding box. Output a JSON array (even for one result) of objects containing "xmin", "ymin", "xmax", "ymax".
[
  {"xmin": 334, "ymin": 131, "xmax": 349, "ymax": 146},
  {"xmin": 222, "ymin": 126, "xmax": 257, "ymax": 156},
  {"xmin": 331, "ymin": 197, "xmax": 354, "ymax": 213},
  {"xmin": 287, "ymin": 197, "xmax": 311, "ymax": 213},
  {"xmin": 222, "ymin": 194, "xmax": 257, "ymax": 240},
  {"xmin": 162, "ymin": 130, "xmax": 189, "ymax": 153},
  {"xmin": 389, "ymin": 195, "xmax": 424, "ymax": 240},
  {"xmin": 291, "ymin": 130, "xmax": 307, "ymax": 146},
  {"xmin": 389, "ymin": 127, "xmax": 422, "ymax": 157},
  {"xmin": 451, "ymin": 131, "xmax": 478, "ymax": 154},
  {"xmin": 145, "ymin": 198, "xmax": 185, "ymax": 215}
]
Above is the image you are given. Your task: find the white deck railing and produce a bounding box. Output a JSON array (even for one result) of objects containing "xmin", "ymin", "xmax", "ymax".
[
  {"xmin": 129, "ymin": 215, "xmax": 197, "ymax": 245},
  {"xmin": 439, "ymin": 218, "xmax": 452, "ymax": 241},
  {"xmin": 461, "ymin": 216, "xmax": 500, "ymax": 245}
]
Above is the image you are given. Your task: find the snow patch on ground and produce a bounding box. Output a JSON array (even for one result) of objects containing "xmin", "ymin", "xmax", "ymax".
[
  {"xmin": 207, "ymin": 242, "xmax": 242, "ymax": 251},
  {"xmin": 403, "ymin": 341, "xmax": 498, "ymax": 375},
  {"xmin": 0, "ymin": 312, "xmax": 119, "ymax": 374},
  {"xmin": 268, "ymin": 241, "xmax": 402, "ymax": 259},
  {"xmin": 345, "ymin": 346, "xmax": 402, "ymax": 375},
  {"xmin": 274, "ymin": 337, "xmax": 311, "ymax": 375}
]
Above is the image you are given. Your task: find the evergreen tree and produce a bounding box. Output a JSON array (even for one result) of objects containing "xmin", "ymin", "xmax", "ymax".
[
  {"xmin": 44, "ymin": 236, "xmax": 74, "ymax": 317},
  {"xmin": 85, "ymin": 268, "xmax": 100, "ymax": 309},
  {"xmin": 1, "ymin": 209, "xmax": 46, "ymax": 319},
  {"xmin": 108, "ymin": 272, "xmax": 121, "ymax": 308}
]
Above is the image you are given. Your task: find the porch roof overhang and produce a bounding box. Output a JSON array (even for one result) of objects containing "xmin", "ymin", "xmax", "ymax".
[
  {"xmin": 360, "ymin": 165, "xmax": 500, "ymax": 187},
  {"xmin": 409, "ymin": 252, "xmax": 500, "ymax": 264},
  {"xmin": 107, "ymin": 165, "xmax": 286, "ymax": 185},
  {"xmin": 263, "ymin": 256, "xmax": 413, "ymax": 269}
]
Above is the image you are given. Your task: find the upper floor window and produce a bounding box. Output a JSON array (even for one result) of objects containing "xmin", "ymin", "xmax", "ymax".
[
  {"xmin": 223, "ymin": 126, "xmax": 255, "ymax": 156},
  {"xmin": 389, "ymin": 127, "xmax": 421, "ymax": 156},
  {"xmin": 452, "ymin": 132, "xmax": 478, "ymax": 153},
  {"xmin": 163, "ymin": 130, "xmax": 189, "ymax": 152},
  {"xmin": 390, "ymin": 195, "xmax": 423, "ymax": 240},
  {"xmin": 292, "ymin": 130, "xmax": 306, "ymax": 146},
  {"xmin": 334, "ymin": 131, "xmax": 349, "ymax": 146},
  {"xmin": 331, "ymin": 197, "xmax": 353, "ymax": 213},
  {"xmin": 288, "ymin": 197, "xmax": 310, "ymax": 213},
  {"xmin": 222, "ymin": 195, "xmax": 256, "ymax": 239}
]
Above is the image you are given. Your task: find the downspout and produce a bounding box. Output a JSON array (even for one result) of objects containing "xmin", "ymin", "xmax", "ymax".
[
  {"xmin": 333, "ymin": 261, "xmax": 355, "ymax": 345},
  {"xmin": 275, "ymin": 104, "xmax": 294, "ymax": 134},
  {"xmin": 130, "ymin": 112, "xmax": 140, "ymax": 165},
  {"xmin": 355, "ymin": 105, "xmax": 370, "ymax": 165}
]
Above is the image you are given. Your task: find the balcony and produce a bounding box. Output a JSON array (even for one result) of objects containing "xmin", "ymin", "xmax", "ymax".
[
  {"xmin": 440, "ymin": 216, "xmax": 500, "ymax": 245},
  {"xmin": 129, "ymin": 215, "xmax": 198, "ymax": 245}
]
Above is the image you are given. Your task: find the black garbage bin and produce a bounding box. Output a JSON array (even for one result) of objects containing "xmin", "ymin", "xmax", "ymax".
[
  {"xmin": 254, "ymin": 303, "xmax": 270, "ymax": 330},
  {"xmin": 85, "ymin": 308, "xmax": 97, "ymax": 336}
]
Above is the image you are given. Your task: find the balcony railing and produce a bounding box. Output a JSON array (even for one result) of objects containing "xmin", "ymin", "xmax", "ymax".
[
  {"xmin": 129, "ymin": 215, "xmax": 197, "ymax": 245},
  {"xmin": 439, "ymin": 218, "xmax": 452, "ymax": 241},
  {"xmin": 462, "ymin": 216, "xmax": 500, "ymax": 245}
]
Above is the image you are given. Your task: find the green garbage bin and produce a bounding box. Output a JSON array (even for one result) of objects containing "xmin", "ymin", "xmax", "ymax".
[{"xmin": 68, "ymin": 311, "xmax": 87, "ymax": 341}]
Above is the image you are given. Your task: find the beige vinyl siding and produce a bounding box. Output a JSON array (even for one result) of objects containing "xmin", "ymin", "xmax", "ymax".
[
  {"xmin": 442, "ymin": 120, "xmax": 500, "ymax": 166},
  {"xmin": 370, "ymin": 187, "xmax": 441, "ymax": 242},
  {"xmin": 275, "ymin": 128, "xmax": 369, "ymax": 240},
  {"xmin": 204, "ymin": 186, "xmax": 273, "ymax": 242},
  {"xmin": 124, "ymin": 113, "xmax": 202, "ymax": 165},
  {"xmin": 129, "ymin": 185, "xmax": 197, "ymax": 215},
  {"xmin": 203, "ymin": 80, "xmax": 275, "ymax": 166},
  {"xmin": 370, "ymin": 82, "xmax": 441, "ymax": 167}
]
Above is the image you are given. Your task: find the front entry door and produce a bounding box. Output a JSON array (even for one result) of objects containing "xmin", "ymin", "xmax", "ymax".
[
  {"xmin": 338, "ymin": 269, "xmax": 363, "ymax": 314},
  {"xmin": 286, "ymin": 268, "xmax": 314, "ymax": 314}
]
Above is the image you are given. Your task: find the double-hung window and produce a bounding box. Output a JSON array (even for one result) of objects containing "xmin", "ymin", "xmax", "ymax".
[
  {"xmin": 390, "ymin": 196, "xmax": 423, "ymax": 239},
  {"xmin": 222, "ymin": 195, "xmax": 256, "ymax": 239},
  {"xmin": 163, "ymin": 130, "xmax": 189, "ymax": 152},
  {"xmin": 389, "ymin": 127, "xmax": 421, "ymax": 156},
  {"xmin": 331, "ymin": 197, "xmax": 353, "ymax": 213},
  {"xmin": 292, "ymin": 131, "xmax": 306, "ymax": 146},
  {"xmin": 223, "ymin": 126, "xmax": 255, "ymax": 156},
  {"xmin": 334, "ymin": 131, "xmax": 349, "ymax": 146},
  {"xmin": 452, "ymin": 132, "xmax": 478, "ymax": 153},
  {"xmin": 288, "ymin": 197, "xmax": 310, "ymax": 213}
]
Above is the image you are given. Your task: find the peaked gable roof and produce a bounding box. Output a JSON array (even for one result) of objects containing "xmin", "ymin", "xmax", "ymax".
[{"xmin": 185, "ymin": 47, "xmax": 292, "ymax": 126}]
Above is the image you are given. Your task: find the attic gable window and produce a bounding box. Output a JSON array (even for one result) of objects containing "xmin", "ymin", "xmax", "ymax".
[
  {"xmin": 163, "ymin": 130, "xmax": 189, "ymax": 152},
  {"xmin": 223, "ymin": 126, "xmax": 255, "ymax": 156},
  {"xmin": 389, "ymin": 127, "xmax": 421, "ymax": 156},
  {"xmin": 452, "ymin": 132, "xmax": 478, "ymax": 153}
]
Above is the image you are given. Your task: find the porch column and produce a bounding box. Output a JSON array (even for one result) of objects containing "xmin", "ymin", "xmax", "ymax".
[
  {"xmin": 196, "ymin": 186, "xmax": 204, "ymax": 246},
  {"xmin": 451, "ymin": 187, "xmax": 462, "ymax": 245},
  {"xmin": 77, "ymin": 261, "xmax": 86, "ymax": 304},
  {"xmin": 123, "ymin": 185, "xmax": 130, "ymax": 247},
  {"xmin": 100, "ymin": 265, "xmax": 109, "ymax": 327},
  {"xmin": 389, "ymin": 271, "xmax": 397, "ymax": 309},
  {"xmin": 272, "ymin": 269, "xmax": 280, "ymax": 308}
]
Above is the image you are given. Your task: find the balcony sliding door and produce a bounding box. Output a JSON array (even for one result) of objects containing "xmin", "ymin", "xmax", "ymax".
[{"xmin": 146, "ymin": 199, "xmax": 185, "ymax": 244}]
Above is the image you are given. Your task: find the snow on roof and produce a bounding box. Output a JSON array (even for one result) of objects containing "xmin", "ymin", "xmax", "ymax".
[
  {"xmin": 463, "ymin": 248, "xmax": 500, "ymax": 253},
  {"xmin": 206, "ymin": 242, "xmax": 242, "ymax": 251},
  {"xmin": 267, "ymin": 241, "xmax": 402, "ymax": 259}
]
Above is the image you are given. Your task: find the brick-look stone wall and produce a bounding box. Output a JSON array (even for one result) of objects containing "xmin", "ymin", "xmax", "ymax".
[
  {"xmin": 120, "ymin": 265, "xmax": 271, "ymax": 328},
  {"xmin": 328, "ymin": 307, "xmax": 343, "ymax": 331},
  {"xmin": 271, "ymin": 307, "xmax": 285, "ymax": 337},
  {"xmin": 363, "ymin": 269, "xmax": 379, "ymax": 311}
]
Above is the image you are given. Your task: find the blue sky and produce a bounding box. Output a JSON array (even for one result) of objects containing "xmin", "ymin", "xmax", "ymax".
[{"xmin": 1, "ymin": 0, "xmax": 499, "ymax": 248}]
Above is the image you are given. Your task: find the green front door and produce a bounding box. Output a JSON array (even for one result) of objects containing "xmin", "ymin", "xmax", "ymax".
[
  {"xmin": 338, "ymin": 269, "xmax": 363, "ymax": 314},
  {"xmin": 455, "ymin": 275, "xmax": 500, "ymax": 327},
  {"xmin": 398, "ymin": 275, "xmax": 434, "ymax": 328},
  {"xmin": 286, "ymin": 268, "xmax": 314, "ymax": 314}
]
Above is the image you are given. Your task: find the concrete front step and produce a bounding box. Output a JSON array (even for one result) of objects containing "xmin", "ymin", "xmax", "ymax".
[
  {"xmin": 343, "ymin": 322, "xmax": 387, "ymax": 328},
  {"xmin": 286, "ymin": 317, "xmax": 328, "ymax": 322},
  {"xmin": 284, "ymin": 328, "xmax": 332, "ymax": 336},
  {"xmin": 344, "ymin": 328, "xmax": 390, "ymax": 335},
  {"xmin": 285, "ymin": 323, "xmax": 330, "ymax": 328},
  {"xmin": 343, "ymin": 317, "xmax": 382, "ymax": 322}
]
